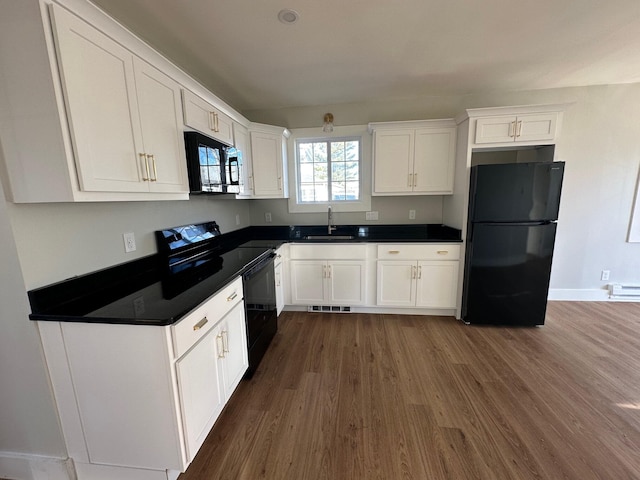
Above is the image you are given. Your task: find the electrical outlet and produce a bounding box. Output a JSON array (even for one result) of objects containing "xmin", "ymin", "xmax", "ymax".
[
  {"xmin": 601, "ymin": 270, "xmax": 610, "ymax": 281},
  {"xmin": 123, "ymin": 232, "xmax": 136, "ymax": 253},
  {"xmin": 235, "ymin": 213, "xmax": 241, "ymax": 226},
  {"xmin": 265, "ymin": 212, "xmax": 272, "ymax": 223},
  {"xmin": 369, "ymin": 211, "xmax": 379, "ymax": 221},
  {"xmin": 409, "ymin": 209, "xmax": 416, "ymax": 220},
  {"xmin": 133, "ymin": 296, "xmax": 145, "ymax": 317}
]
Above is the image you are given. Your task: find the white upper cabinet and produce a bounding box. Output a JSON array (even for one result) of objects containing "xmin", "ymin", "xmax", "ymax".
[
  {"xmin": 460, "ymin": 105, "xmax": 567, "ymax": 148},
  {"xmin": 369, "ymin": 119, "xmax": 456, "ymax": 195},
  {"xmin": 474, "ymin": 113, "xmax": 558, "ymax": 145},
  {"xmin": 134, "ymin": 60, "xmax": 189, "ymax": 193},
  {"xmin": 51, "ymin": 4, "xmax": 146, "ymax": 193},
  {"xmin": 50, "ymin": 4, "xmax": 188, "ymax": 195},
  {"xmin": 246, "ymin": 123, "xmax": 290, "ymax": 199},
  {"xmin": 182, "ymin": 89, "xmax": 234, "ymax": 146},
  {"xmin": 233, "ymin": 122, "xmax": 253, "ymax": 197}
]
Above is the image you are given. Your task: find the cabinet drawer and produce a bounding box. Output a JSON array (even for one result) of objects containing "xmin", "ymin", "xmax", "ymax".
[
  {"xmin": 172, "ymin": 277, "xmax": 243, "ymax": 358},
  {"xmin": 377, "ymin": 244, "xmax": 460, "ymax": 260},
  {"xmin": 290, "ymin": 244, "xmax": 367, "ymax": 260}
]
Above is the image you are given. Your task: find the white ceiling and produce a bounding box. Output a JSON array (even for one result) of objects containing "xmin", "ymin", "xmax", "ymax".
[{"xmin": 91, "ymin": 0, "xmax": 640, "ymax": 113}]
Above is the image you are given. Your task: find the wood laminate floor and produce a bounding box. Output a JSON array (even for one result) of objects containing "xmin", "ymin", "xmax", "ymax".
[{"xmin": 178, "ymin": 302, "xmax": 640, "ymax": 480}]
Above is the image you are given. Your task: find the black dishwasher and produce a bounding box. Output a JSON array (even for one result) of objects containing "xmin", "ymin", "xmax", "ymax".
[{"xmin": 241, "ymin": 252, "xmax": 277, "ymax": 378}]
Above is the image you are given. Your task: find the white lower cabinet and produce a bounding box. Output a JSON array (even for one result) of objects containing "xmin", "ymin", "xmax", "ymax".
[
  {"xmin": 176, "ymin": 327, "xmax": 225, "ymax": 463},
  {"xmin": 289, "ymin": 245, "xmax": 367, "ymax": 306},
  {"xmin": 376, "ymin": 244, "xmax": 460, "ymax": 308},
  {"xmin": 177, "ymin": 300, "xmax": 247, "ymax": 463},
  {"xmin": 38, "ymin": 277, "xmax": 248, "ymax": 478},
  {"xmin": 275, "ymin": 256, "xmax": 285, "ymax": 315}
]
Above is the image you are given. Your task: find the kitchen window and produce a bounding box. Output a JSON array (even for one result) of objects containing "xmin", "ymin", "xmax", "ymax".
[
  {"xmin": 287, "ymin": 125, "xmax": 372, "ymax": 213},
  {"xmin": 296, "ymin": 138, "xmax": 361, "ymax": 203}
]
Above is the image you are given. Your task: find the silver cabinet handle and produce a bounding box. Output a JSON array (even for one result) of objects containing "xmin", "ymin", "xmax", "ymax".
[
  {"xmin": 509, "ymin": 120, "xmax": 516, "ymax": 138},
  {"xmin": 227, "ymin": 291, "xmax": 238, "ymax": 302},
  {"xmin": 388, "ymin": 250, "xmax": 400, "ymax": 254},
  {"xmin": 327, "ymin": 265, "xmax": 331, "ymax": 278},
  {"xmin": 437, "ymin": 250, "xmax": 449, "ymax": 255},
  {"xmin": 411, "ymin": 266, "xmax": 416, "ymax": 279},
  {"xmin": 213, "ymin": 112, "xmax": 219, "ymax": 132},
  {"xmin": 408, "ymin": 173, "xmax": 413, "ymax": 187},
  {"xmin": 413, "ymin": 173, "xmax": 418, "ymax": 187},
  {"xmin": 418, "ymin": 266, "xmax": 422, "ymax": 279},
  {"xmin": 208, "ymin": 111, "xmax": 215, "ymax": 132},
  {"xmin": 516, "ymin": 120, "xmax": 523, "ymax": 137}
]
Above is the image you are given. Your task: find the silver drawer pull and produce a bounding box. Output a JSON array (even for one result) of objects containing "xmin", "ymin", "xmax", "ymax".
[
  {"xmin": 437, "ymin": 250, "xmax": 449, "ymax": 255},
  {"xmin": 193, "ymin": 317, "xmax": 208, "ymax": 331},
  {"xmin": 227, "ymin": 292, "xmax": 238, "ymax": 302},
  {"xmin": 388, "ymin": 250, "xmax": 400, "ymax": 254}
]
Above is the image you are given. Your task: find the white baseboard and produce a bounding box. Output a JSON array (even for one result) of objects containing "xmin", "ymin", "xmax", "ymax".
[
  {"xmin": 0, "ymin": 452, "xmax": 75, "ymax": 480},
  {"xmin": 548, "ymin": 288, "xmax": 610, "ymax": 301},
  {"xmin": 282, "ymin": 305, "xmax": 457, "ymax": 316}
]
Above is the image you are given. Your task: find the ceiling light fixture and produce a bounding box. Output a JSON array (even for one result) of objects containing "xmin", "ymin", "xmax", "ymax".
[
  {"xmin": 323, "ymin": 113, "xmax": 334, "ymax": 133},
  {"xmin": 278, "ymin": 9, "xmax": 299, "ymax": 25}
]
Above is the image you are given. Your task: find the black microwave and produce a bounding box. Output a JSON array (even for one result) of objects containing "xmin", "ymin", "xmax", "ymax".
[{"xmin": 184, "ymin": 132, "xmax": 243, "ymax": 194}]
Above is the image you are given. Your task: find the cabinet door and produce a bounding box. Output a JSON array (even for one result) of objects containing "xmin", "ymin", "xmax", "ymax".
[
  {"xmin": 50, "ymin": 5, "xmax": 147, "ymax": 193},
  {"xmin": 182, "ymin": 89, "xmax": 234, "ymax": 145},
  {"xmin": 474, "ymin": 115, "xmax": 517, "ymax": 144},
  {"xmin": 376, "ymin": 261, "xmax": 416, "ymax": 306},
  {"xmin": 176, "ymin": 329, "xmax": 224, "ymax": 463},
  {"xmin": 327, "ymin": 261, "xmax": 366, "ymax": 305},
  {"xmin": 415, "ymin": 261, "xmax": 459, "ymax": 308},
  {"xmin": 134, "ymin": 59, "xmax": 188, "ymax": 193},
  {"xmin": 233, "ymin": 123, "xmax": 253, "ymax": 196},
  {"xmin": 217, "ymin": 303, "xmax": 249, "ymax": 399},
  {"xmin": 373, "ymin": 130, "xmax": 414, "ymax": 194},
  {"xmin": 413, "ymin": 128, "xmax": 456, "ymax": 194},
  {"xmin": 516, "ymin": 113, "xmax": 557, "ymax": 143},
  {"xmin": 290, "ymin": 261, "xmax": 325, "ymax": 304},
  {"xmin": 275, "ymin": 261, "xmax": 284, "ymax": 315},
  {"xmin": 251, "ymin": 131, "xmax": 284, "ymax": 197}
]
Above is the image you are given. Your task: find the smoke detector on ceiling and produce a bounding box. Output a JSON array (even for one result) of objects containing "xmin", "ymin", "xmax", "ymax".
[{"xmin": 278, "ymin": 9, "xmax": 299, "ymax": 24}]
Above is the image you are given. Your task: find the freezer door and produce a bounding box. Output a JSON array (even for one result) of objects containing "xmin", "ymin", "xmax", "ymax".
[
  {"xmin": 469, "ymin": 162, "xmax": 564, "ymax": 222},
  {"xmin": 462, "ymin": 222, "xmax": 557, "ymax": 326}
]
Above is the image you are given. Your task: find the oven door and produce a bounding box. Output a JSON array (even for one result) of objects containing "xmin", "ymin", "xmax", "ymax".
[{"xmin": 242, "ymin": 254, "xmax": 277, "ymax": 377}]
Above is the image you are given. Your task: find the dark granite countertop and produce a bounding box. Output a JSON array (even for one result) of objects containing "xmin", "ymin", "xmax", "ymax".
[{"xmin": 28, "ymin": 223, "xmax": 461, "ymax": 326}]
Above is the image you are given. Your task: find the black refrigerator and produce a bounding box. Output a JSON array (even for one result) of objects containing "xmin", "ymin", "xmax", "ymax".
[{"xmin": 462, "ymin": 161, "xmax": 564, "ymax": 326}]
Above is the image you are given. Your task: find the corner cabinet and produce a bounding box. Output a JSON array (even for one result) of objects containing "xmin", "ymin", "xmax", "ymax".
[
  {"xmin": 239, "ymin": 123, "xmax": 290, "ymax": 199},
  {"xmin": 376, "ymin": 244, "xmax": 460, "ymax": 308},
  {"xmin": 49, "ymin": 4, "xmax": 189, "ymax": 196},
  {"xmin": 38, "ymin": 277, "xmax": 248, "ymax": 479},
  {"xmin": 369, "ymin": 119, "xmax": 456, "ymax": 195}
]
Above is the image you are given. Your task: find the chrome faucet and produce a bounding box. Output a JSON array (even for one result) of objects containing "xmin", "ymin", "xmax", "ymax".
[{"xmin": 328, "ymin": 205, "xmax": 337, "ymax": 234}]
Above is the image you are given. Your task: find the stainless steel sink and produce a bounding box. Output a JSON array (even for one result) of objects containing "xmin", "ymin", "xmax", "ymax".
[{"xmin": 303, "ymin": 235, "xmax": 355, "ymax": 240}]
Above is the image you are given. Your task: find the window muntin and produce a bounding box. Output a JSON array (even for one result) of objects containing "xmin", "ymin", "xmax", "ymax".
[{"xmin": 297, "ymin": 138, "xmax": 360, "ymax": 203}]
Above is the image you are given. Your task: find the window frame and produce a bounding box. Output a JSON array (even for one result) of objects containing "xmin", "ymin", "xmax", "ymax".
[
  {"xmin": 287, "ymin": 125, "xmax": 372, "ymax": 214},
  {"xmin": 296, "ymin": 136, "xmax": 362, "ymax": 204}
]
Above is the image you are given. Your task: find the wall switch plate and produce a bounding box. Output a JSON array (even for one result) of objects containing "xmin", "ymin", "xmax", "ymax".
[
  {"xmin": 123, "ymin": 232, "xmax": 136, "ymax": 253},
  {"xmin": 365, "ymin": 211, "xmax": 379, "ymax": 221},
  {"xmin": 409, "ymin": 209, "xmax": 416, "ymax": 220},
  {"xmin": 265, "ymin": 212, "xmax": 272, "ymax": 223},
  {"xmin": 235, "ymin": 214, "xmax": 241, "ymax": 226},
  {"xmin": 601, "ymin": 270, "xmax": 610, "ymax": 281}
]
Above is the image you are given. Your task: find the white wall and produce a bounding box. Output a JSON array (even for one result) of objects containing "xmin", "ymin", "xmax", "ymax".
[
  {"xmin": 0, "ymin": 179, "xmax": 67, "ymax": 462},
  {"xmin": 246, "ymin": 83, "xmax": 640, "ymax": 293},
  {"xmin": 8, "ymin": 195, "xmax": 252, "ymax": 289}
]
